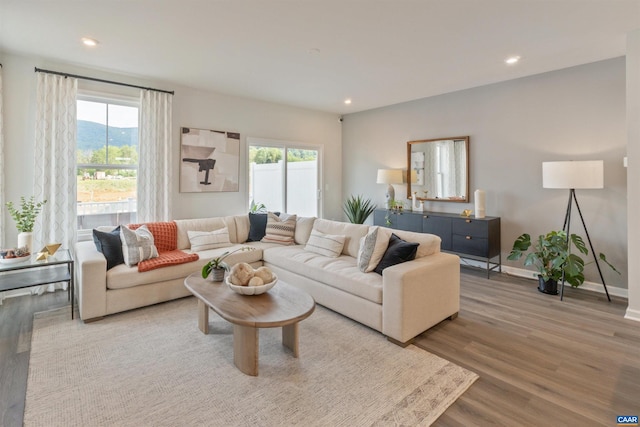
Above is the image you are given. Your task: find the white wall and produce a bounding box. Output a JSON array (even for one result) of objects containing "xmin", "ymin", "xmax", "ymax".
[
  {"xmin": 626, "ymin": 30, "xmax": 640, "ymax": 319},
  {"xmin": 0, "ymin": 51, "xmax": 342, "ymax": 247},
  {"xmin": 343, "ymin": 58, "xmax": 628, "ymax": 290}
]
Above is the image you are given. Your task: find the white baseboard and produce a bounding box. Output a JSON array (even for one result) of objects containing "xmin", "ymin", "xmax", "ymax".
[
  {"xmin": 489, "ymin": 264, "xmax": 629, "ymax": 299},
  {"xmin": 624, "ymin": 308, "xmax": 640, "ymax": 322}
]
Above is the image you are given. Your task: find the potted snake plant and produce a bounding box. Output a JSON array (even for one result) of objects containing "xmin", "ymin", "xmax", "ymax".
[{"xmin": 343, "ymin": 195, "xmax": 376, "ymax": 224}]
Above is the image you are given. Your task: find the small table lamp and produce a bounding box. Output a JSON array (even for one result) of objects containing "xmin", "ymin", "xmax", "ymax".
[
  {"xmin": 542, "ymin": 160, "xmax": 609, "ymax": 300},
  {"xmin": 377, "ymin": 169, "xmax": 403, "ymax": 208}
]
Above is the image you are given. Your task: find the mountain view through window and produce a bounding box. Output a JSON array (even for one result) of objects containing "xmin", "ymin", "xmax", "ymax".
[{"xmin": 76, "ymin": 99, "xmax": 139, "ymax": 230}]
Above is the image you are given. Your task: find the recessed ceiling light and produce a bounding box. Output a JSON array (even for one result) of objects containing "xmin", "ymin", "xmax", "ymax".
[
  {"xmin": 505, "ymin": 56, "xmax": 520, "ymax": 65},
  {"xmin": 344, "ymin": 99, "xmax": 352, "ymax": 105},
  {"xmin": 82, "ymin": 37, "xmax": 99, "ymax": 47}
]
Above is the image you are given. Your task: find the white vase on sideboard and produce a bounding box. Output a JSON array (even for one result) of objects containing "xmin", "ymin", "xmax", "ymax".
[{"xmin": 18, "ymin": 231, "xmax": 33, "ymax": 253}]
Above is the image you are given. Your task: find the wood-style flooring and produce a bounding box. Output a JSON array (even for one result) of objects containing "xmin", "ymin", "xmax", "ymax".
[
  {"xmin": 418, "ymin": 269, "xmax": 640, "ymax": 427},
  {"xmin": 1, "ymin": 270, "xmax": 638, "ymax": 426}
]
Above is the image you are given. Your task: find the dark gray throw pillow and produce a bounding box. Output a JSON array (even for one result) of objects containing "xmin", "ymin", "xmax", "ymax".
[
  {"xmin": 374, "ymin": 233, "xmax": 419, "ymax": 275},
  {"xmin": 93, "ymin": 226, "xmax": 124, "ymax": 270},
  {"xmin": 247, "ymin": 212, "xmax": 279, "ymax": 241}
]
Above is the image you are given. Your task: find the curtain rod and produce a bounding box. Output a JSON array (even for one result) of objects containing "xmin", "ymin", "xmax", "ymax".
[{"xmin": 34, "ymin": 67, "xmax": 174, "ymax": 95}]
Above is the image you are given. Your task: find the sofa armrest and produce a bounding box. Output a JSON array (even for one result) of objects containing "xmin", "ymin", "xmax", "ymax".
[
  {"xmin": 382, "ymin": 252, "xmax": 460, "ymax": 344},
  {"xmin": 75, "ymin": 240, "xmax": 108, "ymax": 321}
]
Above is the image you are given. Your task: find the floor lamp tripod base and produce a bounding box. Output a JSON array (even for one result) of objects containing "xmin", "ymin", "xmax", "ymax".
[{"xmin": 559, "ymin": 189, "xmax": 611, "ymax": 302}]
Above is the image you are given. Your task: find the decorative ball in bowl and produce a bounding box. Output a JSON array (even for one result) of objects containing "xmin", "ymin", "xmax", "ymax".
[{"xmin": 225, "ymin": 274, "xmax": 277, "ymax": 295}]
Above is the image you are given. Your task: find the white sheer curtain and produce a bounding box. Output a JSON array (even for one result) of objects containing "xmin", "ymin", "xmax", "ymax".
[
  {"xmin": 453, "ymin": 139, "xmax": 466, "ymax": 197},
  {"xmin": 138, "ymin": 90, "xmax": 173, "ymax": 222},
  {"xmin": 0, "ymin": 65, "xmax": 4, "ymax": 247},
  {"xmin": 32, "ymin": 72, "xmax": 78, "ymax": 294},
  {"xmin": 0, "ymin": 66, "xmax": 5, "ymax": 303}
]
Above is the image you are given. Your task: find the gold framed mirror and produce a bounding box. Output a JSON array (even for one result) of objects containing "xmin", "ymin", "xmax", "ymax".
[{"xmin": 407, "ymin": 136, "xmax": 469, "ymax": 202}]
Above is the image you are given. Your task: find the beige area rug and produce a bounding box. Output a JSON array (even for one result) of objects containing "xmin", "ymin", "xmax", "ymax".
[{"xmin": 25, "ymin": 298, "xmax": 477, "ymax": 427}]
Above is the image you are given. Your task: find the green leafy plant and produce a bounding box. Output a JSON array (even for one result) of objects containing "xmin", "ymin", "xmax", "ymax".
[
  {"xmin": 249, "ymin": 200, "xmax": 267, "ymax": 213},
  {"xmin": 384, "ymin": 199, "xmax": 403, "ymax": 225},
  {"xmin": 507, "ymin": 230, "xmax": 619, "ymax": 287},
  {"xmin": 201, "ymin": 247, "xmax": 256, "ymax": 278},
  {"xmin": 6, "ymin": 196, "xmax": 47, "ymax": 233},
  {"xmin": 343, "ymin": 195, "xmax": 376, "ymax": 224}
]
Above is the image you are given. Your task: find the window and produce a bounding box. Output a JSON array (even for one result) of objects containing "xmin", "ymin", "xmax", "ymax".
[
  {"xmin": 76, "ymin": 96, "xmax": 139, "ymax": 230},
  {"xmin": 248, "ymin": 138, "xmax": 321, "ymax": 217}
]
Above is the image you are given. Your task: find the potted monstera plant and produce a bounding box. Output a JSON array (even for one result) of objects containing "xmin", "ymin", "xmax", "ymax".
[{"xmin": 507, "ymin": 230, "xmax": 618, "ymax": 294}]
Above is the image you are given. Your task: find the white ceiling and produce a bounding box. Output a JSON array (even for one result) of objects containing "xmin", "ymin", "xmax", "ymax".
[{"xmin": 1, "ymin": 0, "xmax": 639, "ymax": 114}]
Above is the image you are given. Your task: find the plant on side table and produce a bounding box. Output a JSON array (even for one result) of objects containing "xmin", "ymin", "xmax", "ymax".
[
  {"xmin": 507, "ymin": 230, "xmax": 618, "ymax": 295},
  {"xmin": 343, "ymin": 195, "xmax": 376, "ymax": 224},
  {"xmin": 201, "ymin": 247, "xmax": 256, "ymax": 282},
  {"xmin": 5, "ymin": 196, "xmax": 47, "ymax": 252}
]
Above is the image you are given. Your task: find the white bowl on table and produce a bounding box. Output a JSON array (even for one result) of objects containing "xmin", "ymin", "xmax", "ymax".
[
  {"xmin": 0, "ymin": 254, "xmax": 30, "ymax": 264},
  {"xmin": 225, "ymin": 275, "xmax": 277, "ymax": 295}
]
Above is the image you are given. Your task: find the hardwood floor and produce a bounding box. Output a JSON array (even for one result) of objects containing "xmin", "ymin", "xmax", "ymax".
[
  {"xmin": 1, "ymin": 271, "xmax": 638, "ymax": 426},
  {"xmin": 418, "ymin": 268, "xmax": 640, "ymax": 427},
  {"xmin": 0, "ymin": 290, "xmax": 67, "ymax": 427}
]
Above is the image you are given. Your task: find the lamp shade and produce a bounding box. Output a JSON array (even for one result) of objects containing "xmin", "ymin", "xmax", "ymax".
[
  {"xmin": 542, "ymin": 160, "xmax": 604, "ymax": 189},
  {"xmin": 376, "ymin": 169, "xmax": 403, "ymax": 185}
]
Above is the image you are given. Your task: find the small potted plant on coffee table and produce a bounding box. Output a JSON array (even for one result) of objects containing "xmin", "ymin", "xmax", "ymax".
[{"xmin": 201, "ymin": 247, "xmax": 255, "ymax": 282}]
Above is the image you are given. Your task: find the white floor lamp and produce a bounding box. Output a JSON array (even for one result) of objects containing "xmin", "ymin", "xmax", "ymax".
[{"xmin": 542, "ymin": 160, "xmax": 611, "ymax": 301}]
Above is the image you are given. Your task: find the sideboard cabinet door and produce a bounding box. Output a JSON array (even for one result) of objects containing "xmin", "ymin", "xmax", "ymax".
[{"xmin": 422, "ymin": 215, "xmax": 452, "ymax": 251}]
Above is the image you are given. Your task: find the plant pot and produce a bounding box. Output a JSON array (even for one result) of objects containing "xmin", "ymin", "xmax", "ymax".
[
  {"xmin": 17, "ymin": 232, "xmax": 33, "ymax": 253},
  {"xmin": 209, "ymin": 268, "xmax": 226, "ymax": 282},
  {"xmin": 538, "ymin": 275, "xmax": 558, "ymax": 295}
]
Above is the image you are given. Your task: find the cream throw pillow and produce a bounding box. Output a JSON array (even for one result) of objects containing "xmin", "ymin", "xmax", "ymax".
[
  {"xmin": 120, "ymin": 225, "xmax": 159, "ymax": 267},
  {"xmin": 304, "ymin": 229, "xmax": 346, "ymax": 258},
  {"xmin": 188, "ymin": 227, "xmax": 231, "ymax": 252},
  {"xmin": 357, "ymin": 226, "xmax": 390, "ymax": 272},
  {"xmin": 262, "ymin": 212, "xmax": 297, "ymax": 245}
]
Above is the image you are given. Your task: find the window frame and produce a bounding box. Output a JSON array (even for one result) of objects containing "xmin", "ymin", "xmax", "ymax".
[
  {"xmin": 76, "ymin": 91, "xmax": 140, "ymax": 240},
  {"xmin": 246, "ymin": 137, "xmax": 323, "ymax": 217}
]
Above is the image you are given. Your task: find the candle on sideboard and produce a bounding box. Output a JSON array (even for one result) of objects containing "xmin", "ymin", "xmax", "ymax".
[{"xmin": 474, "ymin": 189, "xmax": 486, "ymax": 218}]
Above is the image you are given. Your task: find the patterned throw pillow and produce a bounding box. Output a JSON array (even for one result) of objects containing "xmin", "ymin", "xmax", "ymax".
[
  {"xmin": 304, "ymin": 229, "xmax": 346, "ymax": 258},
  {"xmin": 187, "ymin": 228, "xmax": 231, "ymax": 252},
  {"xmin": 247, "ymin": 212, "xmax": 280, "ymax": 241},
  {"xmin": 261, "ymin": 212, "xmax": 297, "ymax": 245},
  {"xmin": 120, "ymin": 225, "xmax": 159, "ymax": 267},
  {"xmin": 127, "ymin": 221, "xmax": 177, "ymax": 253},
  {"xmin": 357, "ymin": 226, "xmax": 390, "ymax": 272}
]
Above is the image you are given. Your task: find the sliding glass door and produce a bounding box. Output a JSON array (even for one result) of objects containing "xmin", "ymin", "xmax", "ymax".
[{"xmin": 248, "ymin": 138, "xmax": 320, "ymax": 217}]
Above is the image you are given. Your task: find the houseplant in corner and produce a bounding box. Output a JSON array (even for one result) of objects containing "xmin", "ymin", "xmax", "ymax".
[
  {"xmin": 507, "ymin": 230, "xmax": 618, "ymax": 294},
  {"xmin": 343, "ymin": 195, "xmax": 376, "ymax": 224},
  {"xmin": 201, "ymin": 247, "xmax": 255, "ymax": 282},
  {"xmin": 6, "ymin": 196, "xmax": 47, "ymax": 252}
]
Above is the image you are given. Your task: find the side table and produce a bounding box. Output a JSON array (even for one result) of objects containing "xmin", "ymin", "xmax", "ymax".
[{"xmin": 0, "ymin": 249, "xmax": 75, "ymax": 319}]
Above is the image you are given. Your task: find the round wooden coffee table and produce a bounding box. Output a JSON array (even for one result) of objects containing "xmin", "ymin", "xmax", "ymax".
[{"xmin": 184, "ymin": 272, "xmax": 315, "ymax": 376}]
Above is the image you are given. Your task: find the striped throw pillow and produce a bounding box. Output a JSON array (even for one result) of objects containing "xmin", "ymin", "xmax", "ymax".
[
  {"xmin": 187, "ymin": 227, "xmax": 231, "ymax": 252},
  {"xmin": 304, "ymin": 229, "xmax": 346, "ymax": 258},
  {"xmin": 357, "ymin": 226, "xmax": 390, "ymax": 272},
  {"xmin": 262, "ymin": 212, "xmax": 297, "ymax": 245}
]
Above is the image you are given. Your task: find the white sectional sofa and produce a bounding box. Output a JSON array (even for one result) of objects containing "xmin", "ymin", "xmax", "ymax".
[{"xmin": 75, "ymin": 214, "xmax": 460, "ymax": 345}]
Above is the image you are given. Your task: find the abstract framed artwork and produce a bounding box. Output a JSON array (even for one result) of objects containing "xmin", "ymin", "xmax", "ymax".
[{"xmin": 180, "ymin": 127, "xmax": 240, "ymax": 193}]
